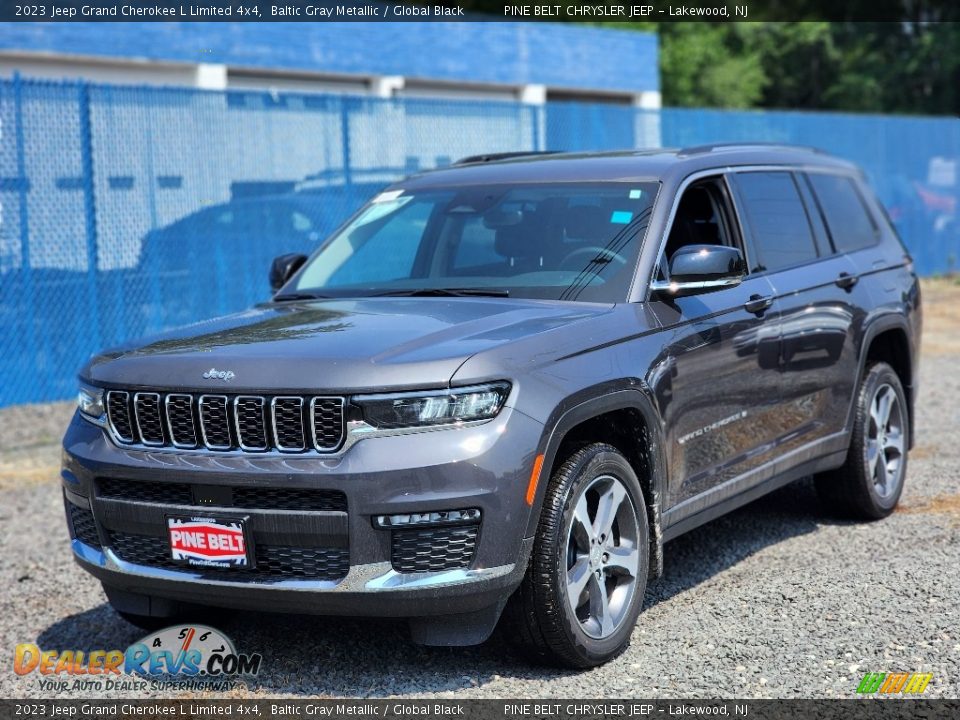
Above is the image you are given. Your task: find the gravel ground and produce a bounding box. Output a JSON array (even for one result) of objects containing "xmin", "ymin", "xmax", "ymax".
[{"xmin": 1, "ymin": 283, "xmax": 957, "ymax": 700}]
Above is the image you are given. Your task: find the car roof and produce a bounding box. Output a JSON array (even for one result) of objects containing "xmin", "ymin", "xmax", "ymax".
[{"xmin": 398, "ymin": 144, "xmax": 859, "ymax": 190}]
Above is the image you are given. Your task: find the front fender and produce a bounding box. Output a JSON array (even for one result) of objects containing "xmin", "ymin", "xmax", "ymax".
[{"xmin": 523, "ymin": 381, "xmax": 667, "ymax": 578}]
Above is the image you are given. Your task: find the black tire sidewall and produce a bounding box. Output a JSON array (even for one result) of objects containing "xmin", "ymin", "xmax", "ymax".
[{"xmin": 546, "ymin": 446, "xmax": 649, "ymax": 664}]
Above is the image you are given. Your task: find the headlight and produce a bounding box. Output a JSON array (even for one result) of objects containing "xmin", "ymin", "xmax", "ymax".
[
  {"xmin": 77, "ymin": 384, "xmax": 105, "ymax": 418},
  {"xmin": 355, "ymin": 382, "xmax": 510, "ymax": 430}
]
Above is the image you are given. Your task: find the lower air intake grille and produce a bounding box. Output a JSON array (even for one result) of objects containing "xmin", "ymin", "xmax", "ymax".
[
  {"xmin": 108, "ymin": 532, "xmax": 348, "ymax": 581},
  {"xmin": 96, "ymin": 478, "xmax": 347, "ymax": 512},
  {"xmin": 391, "ymin": 525, "xmax": 479, "ymax": 573},
  {"xmin": 68, "ymin": 503, "xmax": 101, "ymax": 548},
  {"xmin": 98, "ymin": 478, "xmax": 193, "ymax": 505}
]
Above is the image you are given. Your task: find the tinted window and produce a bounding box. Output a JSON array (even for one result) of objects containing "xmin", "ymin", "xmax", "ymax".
[
  {"xmin": 807, "ymin": 173, "xmax": 878, "ymax": 252},
  {"xmin": 734, "ymin": 172, "xmax": 818, "ymax": 273}
]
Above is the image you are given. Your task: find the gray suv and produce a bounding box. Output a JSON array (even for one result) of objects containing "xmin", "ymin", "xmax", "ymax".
[{"xmin": 62, "ymin": 145, "xmax": 921, "ymax": 667}]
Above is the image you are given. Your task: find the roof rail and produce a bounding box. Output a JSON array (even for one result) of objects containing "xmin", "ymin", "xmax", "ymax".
[
  {"xmin": 678, "ymin": 142, "xmax": 827, "ymax": 157},
  {"xmin": 453, "ymin": 151, "xmax": 561, "ymax": 166}
]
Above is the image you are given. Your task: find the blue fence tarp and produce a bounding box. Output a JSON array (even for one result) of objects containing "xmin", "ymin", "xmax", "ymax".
[{"xmin": 1, "ymin": 76, "xmax": 958, "ymax": 406}]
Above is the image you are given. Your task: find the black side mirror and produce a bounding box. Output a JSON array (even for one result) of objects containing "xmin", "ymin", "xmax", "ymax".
[
  {"xmin": 652, "ymin": 244, "xmax": 746, "ymax": 298},
  {"xmin": 269, "ymin": 253, "xmax": 307, "ymax": 293}
]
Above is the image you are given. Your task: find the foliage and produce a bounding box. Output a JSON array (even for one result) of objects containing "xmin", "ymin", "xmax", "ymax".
[{"xmin": 651, "ymin": 21, "xmax": 960, "ymax": 115}]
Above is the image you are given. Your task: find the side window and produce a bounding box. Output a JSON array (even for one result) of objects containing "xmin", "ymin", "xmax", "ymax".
[
  {"xmin": 733, "ymin": 172, "xmax": 818, "ymax": 273},
  {"xmin": 806, "ymin": 173, "xmax": 879, "ymax": 253},
  {"xmin": 661, "ymin": 179, "xmax": 738, "ymax": 278}
]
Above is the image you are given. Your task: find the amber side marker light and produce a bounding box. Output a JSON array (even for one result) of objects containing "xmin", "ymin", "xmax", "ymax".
[{"xmin": 526, "ymin": 453, "xmax": 545, "ymax": 506}]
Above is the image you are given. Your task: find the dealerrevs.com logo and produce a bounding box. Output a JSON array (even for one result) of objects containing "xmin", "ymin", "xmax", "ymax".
[
  {"xmin": 857, "ymin": 672, "xmax": 933, "ymax": 694},
  {"xmin": 14, "ymin": 625, "xmax": 261, "ymax": 692}
]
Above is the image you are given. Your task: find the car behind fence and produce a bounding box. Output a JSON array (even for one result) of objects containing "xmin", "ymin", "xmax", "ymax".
[{"xmin": 1, "ymin": 75, "xmax": 957, "ymax": 406}]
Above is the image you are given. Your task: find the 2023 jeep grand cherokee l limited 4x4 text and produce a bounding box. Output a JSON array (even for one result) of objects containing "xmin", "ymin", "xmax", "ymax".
[{"xmin": 62, "ymin": 145, "xmax": 921, "ymax": 668}]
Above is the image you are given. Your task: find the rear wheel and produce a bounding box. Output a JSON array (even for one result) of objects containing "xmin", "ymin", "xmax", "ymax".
[
  {"xmin": 815, "ymin": 362, "xmax": 908, "ymax": 519},
  {"xmin": 506, "ymin": 443, "xmax": 648, "ymax": 668}
]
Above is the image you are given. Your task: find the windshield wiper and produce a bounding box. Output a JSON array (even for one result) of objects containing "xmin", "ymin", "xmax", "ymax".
[
  {"xmin": 271, "ymin": 292, "xmax": 334, "ymax": 302},
  {"xmin": 372, "ymin": 287, "xmax": 510, "ymax": 298}
]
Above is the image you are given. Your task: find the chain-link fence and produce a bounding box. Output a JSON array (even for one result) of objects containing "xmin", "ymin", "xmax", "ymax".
[{"xmin": 1, "ymin": 75, "xmax": 958, "ymax": 406}]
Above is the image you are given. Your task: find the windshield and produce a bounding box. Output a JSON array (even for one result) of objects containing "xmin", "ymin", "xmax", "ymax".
[{"xmin": 291, "ymin": 182, "xmax": 658, "ymax": 303}]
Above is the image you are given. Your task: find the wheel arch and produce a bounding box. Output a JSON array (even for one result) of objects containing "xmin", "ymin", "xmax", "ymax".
[
  {"xmin": 853, "ymin": 314, "xmax": 916, "ymax": 448},
  {"xmin": 525, "ymin": 381, "xmax": 667, "ymax": 579}
]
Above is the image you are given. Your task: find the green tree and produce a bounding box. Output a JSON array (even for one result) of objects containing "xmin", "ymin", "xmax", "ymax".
[{"xmin": 658, "ymin": 23, "xmax": 766, "ymax": 108}]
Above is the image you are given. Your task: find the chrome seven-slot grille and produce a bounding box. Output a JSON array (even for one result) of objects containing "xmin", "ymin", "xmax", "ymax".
[{"xmin": 106, "ymin": 390, "xmax": 345, "ymax": 453}]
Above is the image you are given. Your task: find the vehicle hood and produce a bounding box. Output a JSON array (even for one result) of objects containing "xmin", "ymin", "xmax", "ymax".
[{"xmin": 82, "ymin": 297, "xmax": 615, "ymax": 393}]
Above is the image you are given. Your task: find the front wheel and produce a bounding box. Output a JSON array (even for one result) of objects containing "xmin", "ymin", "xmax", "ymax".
[
  {"xmin": 505, "ymin": 443, "xmax": 649, "ymax": 668},
  {"xmin": 815, "ymin": 361, "xmax": 909, "ymax": 519}
]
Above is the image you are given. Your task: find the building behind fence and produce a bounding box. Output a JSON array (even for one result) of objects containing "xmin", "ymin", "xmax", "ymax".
[{"xmin": 1, "ymin": 76, "xmax": 958, "ymax": 406}]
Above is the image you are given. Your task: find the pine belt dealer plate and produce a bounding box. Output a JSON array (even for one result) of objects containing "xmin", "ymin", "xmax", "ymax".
[{"xmin": 166, "ymin": 515, "xmax": 253, "ymax": 569}]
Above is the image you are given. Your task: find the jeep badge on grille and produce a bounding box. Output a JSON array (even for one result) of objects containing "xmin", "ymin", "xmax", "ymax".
[{"xmin": 202, "ymin": 368, "xmax": 235, "ymax": 382}]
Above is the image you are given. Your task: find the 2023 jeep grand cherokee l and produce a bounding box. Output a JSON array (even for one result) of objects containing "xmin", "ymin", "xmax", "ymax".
[{"xmin": 62, "ymin": 145, "xmax": 921, "ymax": 668}]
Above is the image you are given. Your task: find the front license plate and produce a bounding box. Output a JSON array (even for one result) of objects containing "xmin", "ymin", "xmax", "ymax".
[{"xmin": 167, "ymin": 515, "xmax": 252, "ymax": 569}]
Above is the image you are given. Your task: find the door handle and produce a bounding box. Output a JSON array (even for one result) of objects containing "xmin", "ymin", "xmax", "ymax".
[
  {"xmin": 836, "ymin": 272, "xmax": 859, "ymax": 290},
  {"xmin": 744, "ymin": 294, "xmax": 774, "ymax": 315}
]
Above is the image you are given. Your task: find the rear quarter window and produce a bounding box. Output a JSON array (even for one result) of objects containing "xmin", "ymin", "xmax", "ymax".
[{"xmin": 806, "ymin": 173, "xmax": 879, "ymax": 253}]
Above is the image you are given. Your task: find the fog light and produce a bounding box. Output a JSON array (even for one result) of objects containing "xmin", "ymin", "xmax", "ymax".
[{"xmin": 374, "ymin": 508, "xmax": 481, "ymax": 528}]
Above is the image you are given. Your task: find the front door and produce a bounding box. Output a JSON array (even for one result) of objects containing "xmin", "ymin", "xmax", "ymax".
[{"xmin": 646, "ymin": 177, "xmax": 784, "ymax": 511}]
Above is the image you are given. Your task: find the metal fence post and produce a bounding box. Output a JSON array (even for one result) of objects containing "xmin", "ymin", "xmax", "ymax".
[
  {"xmin": 78, "ymin": 81, "xmax": 102, "ymax": 349},
  {"xmin": 12, "ymin": 72, "xmax": 42, "ymax": 403},
  {"xmin": 531, "ymin": 104, "xmax": 543, "ymax": 152},
  {"xmin": 340, "ymin": 96, "xmax": 353, "ymax": 193}
]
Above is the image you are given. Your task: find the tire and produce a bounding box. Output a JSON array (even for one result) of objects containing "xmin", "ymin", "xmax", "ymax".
[
  {"xmin": 505, "ymin": 443, "xmax": 649, "ymax": 668},
  {"xmin": 815, "ymin": 362, "xmax": 909, "ymax": 520}
]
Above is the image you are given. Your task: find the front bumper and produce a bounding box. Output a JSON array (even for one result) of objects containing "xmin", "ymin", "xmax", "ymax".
[{"xmin": 61, "ymin": 404, "xmax": 543, "ymax": 626}]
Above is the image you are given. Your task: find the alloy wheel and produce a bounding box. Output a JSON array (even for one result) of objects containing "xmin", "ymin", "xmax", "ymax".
[
  {"xmin": 565, "ymin": 474, "xmax": 641, "ymax": 639},
  {"xmin": 867, "ymin": 382, "xmax": 905, "ymax": 500}
]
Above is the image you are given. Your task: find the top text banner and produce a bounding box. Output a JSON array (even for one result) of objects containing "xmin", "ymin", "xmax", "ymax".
[{"xmin": 1, "ymin": 0, "xmax": 943, "ymax": 22}]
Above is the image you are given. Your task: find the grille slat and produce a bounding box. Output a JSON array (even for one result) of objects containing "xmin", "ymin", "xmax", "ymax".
[
  {"xmin": 199, "ymin": 395, "xmax": 232, "ymax": 450},
  {"xmin": 272, "ymin": 397, "xmax": 305, "ymax": 451},
  {"xmin": 235, "ymin": 396, "xmax": 268, "ymax": 451},
  {"xmin": 106, "ymin": 391, "xmax": 135, "ymax": 443},
  {"xmin": 311, "ymin": 397, "xmax": 345, "ymax": 452},
  {"xmin": 107, "ymin": 391, "xmax": 345, "ymax": 454},
  {"xmin": 165, "ymin": 394, "xmax": 197, "ymax": 448},
  {"xmin": 134, "ymin": 393, "xmax": 164, "ymax": 445},
  {"xmin": 391, "ymin": 525, "xmax": 479, "ymax": 573},
  {"xmin": 109, "ymin": 532, "xmax": 349, "ymax": 581}
]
